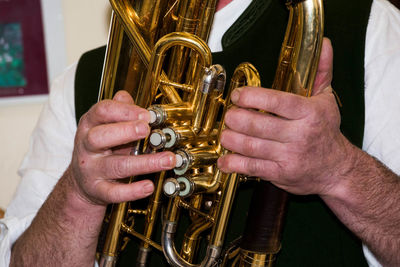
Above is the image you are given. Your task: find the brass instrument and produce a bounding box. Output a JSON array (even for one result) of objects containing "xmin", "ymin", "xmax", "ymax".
[{"xmin": 97, "ymin": 0, "xmax": 323, "ymax": 266}]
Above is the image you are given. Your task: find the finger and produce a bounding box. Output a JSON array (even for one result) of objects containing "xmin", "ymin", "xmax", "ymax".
[
  {"xmin": 98, "ymin": 151, "xmax": 176, "ymax": 179},
  {"xmin": 218, "ymin": 153, "xmax": 279, "ymax": 180},
  {"xmin": 312, "ymin": 37, "xmax": 333, "ymax": 95},
  {"xmin": 95, "ymin": 179, "xmax": 155, "ymax": 203},
  {"xmin": 113, "ymin": 90, "xmax": 135, "ymax": 105},
  {"xmin": 84, "ymin": 100, "xmax": 150, "ymax": 128},
  {"xmin": 220, "ymin": 129, "xmax": 283, "ymax": 160},
  {"xmin": 230, "ymin": 87, "xmax": 309, "ymax": 120},
  {"xmin": 85, "ymin": 120, "xmax": 150, "ymax": 152},
  {"xmin": 224, "ymin": 107, "xmax": 295, "ymax": 142}
]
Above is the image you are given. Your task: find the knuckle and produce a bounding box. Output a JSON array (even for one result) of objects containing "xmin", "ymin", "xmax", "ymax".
[
  {"xmin": 239, "ymin": 89, "xmax": 255, "ymax": 107},
  {"xmin": 86, "ymin": 128, "xmax": 99, "ymax": 150},
  {"xmin": 249, "ymin": 113, "xmax": 267, "ymax": 136},
  {"xmin": 266, "ymin": 94, "xmax": 281, "ymax": 112},
  {"xmin": 105, "ymin": 187, "xmax": 119, "ymax": 203},
  {"xmin": 94, "ymin": 100, "xmax": 113, "ymax": 118},
  {"xmin": 110, "ymin": 158, "xmax": 128, "ymax": 178},
  {"xmin": 76, "ymin": 113, "xmax": 91, "ymax": 134},
  {"xmin": 246, "ymin": 159, "xmax": 263, "ymax": 177},
  {"xmin": 78, "ymin": 113, "xmax": 88, "ymax": 127},
  {"xmin": 304, "ymin": 106, "xmax": 323, "ymax": 129},
  {"xmin": 146, "ymin": 156, "xmax": 161, "ymax": 170},
  {"xmin": 220, "ymin": 154, "xmax": 235, "ymax": 173},
  {"xmin": 242, "ymin": 136, "xmax": 257, "ymax": 156}
]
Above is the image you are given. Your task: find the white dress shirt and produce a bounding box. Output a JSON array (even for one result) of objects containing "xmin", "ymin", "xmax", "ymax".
[{"xmin": 1, "ymin": 0, "xmax": 400, "ymax": 266}]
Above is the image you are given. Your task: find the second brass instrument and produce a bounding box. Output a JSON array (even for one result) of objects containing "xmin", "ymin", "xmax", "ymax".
[{"xmin": 97, "ymin": 0, "xmax": 323, "ymax": 266}]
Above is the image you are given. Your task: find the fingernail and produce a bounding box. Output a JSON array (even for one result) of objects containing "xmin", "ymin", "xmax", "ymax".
[
  {"xmin": 143, "ymin": 182, "xmax": 154, "ymax": 195},
  {"xmin": 232, "ymin": 88, "xmax": 244, "ymax": 103},
  {"xmin": 135, "ymin": 121, "xmax": 149, "ymax": 137},
  {"xmin": 161, "ymin": 154, "xmax": 174, "ymax": 168},
  {"xmin": 138, "ymin": 111, "xmax": 150, "ymax": 122}
]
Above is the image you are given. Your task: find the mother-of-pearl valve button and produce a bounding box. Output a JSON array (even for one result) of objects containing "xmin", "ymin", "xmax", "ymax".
[
  {"xmin": 163, "ymin": 178, "xmax": 180, "ymax": 197},
  {"xmin": 173, "ymin": 150, "xmax": 190, "ymax": 175},
  {"xmin": 147, "ymin": 106, "xmax": 164, "ymax": 126},
  {"xmin": 149, "ymin": 109, "xmax": 157, "ymax": 124},
  {"xmin": 149, "ymin": 128, "xmax": 175, "ymax": 149},
  {"xmin": 163, "ymin": 177, "xmax": 192, "ymax": 198},
  {"xmin": 175, "ymin": 154, "xmax": 183, "ymax": 168},
  {"xmin": 150, "ymin": 130, "xmax": 163, "ymax": 147}
]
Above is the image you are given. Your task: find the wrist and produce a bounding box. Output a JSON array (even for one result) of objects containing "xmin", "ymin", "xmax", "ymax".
[
  {"xmin": 58, "ymin": 167, "xmax": 106, "ymax": 220},
  {"xmin": 320, "ymin": 137, "xmax": 363, "ymax": 201}
]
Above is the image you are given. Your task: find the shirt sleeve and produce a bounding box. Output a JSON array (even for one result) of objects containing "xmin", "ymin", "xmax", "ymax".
[
  {"xmin": 0, "ymin": 63, "xmax": 78, "ymax": 266},
  {"xmin": 362, "ymin": 0, "xmax": 400, "ymax": 266}
]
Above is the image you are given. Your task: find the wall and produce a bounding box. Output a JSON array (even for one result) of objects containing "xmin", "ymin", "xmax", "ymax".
[
  {"xmin": 0, "ymin": 0, "xmax": 109, "ymax": 210},
  {"xmin": 62, "ymin": 0, "xmax": 110, "ymax": 65}
]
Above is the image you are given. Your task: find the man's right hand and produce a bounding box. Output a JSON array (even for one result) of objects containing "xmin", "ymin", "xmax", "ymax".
[
  {"xmin": 67, "ymin": 90, "xmax": 176, "ymax": 206},
  {"xmin": 10, "ymin": 90, "xmax": 177, "ymax": 266}
]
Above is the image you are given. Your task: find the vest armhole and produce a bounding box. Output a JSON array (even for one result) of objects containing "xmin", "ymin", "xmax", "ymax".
[{"xmin": 74, "ymin": 46, "xmax": 107, "ymax": 124}]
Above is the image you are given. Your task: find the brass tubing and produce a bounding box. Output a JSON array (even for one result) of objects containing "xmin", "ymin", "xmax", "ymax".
[
  {"xmin": 216, "ymin": 63, "xmax": 261, "ymax": 153},
  {"xmin": 209, "ymin": 172, "xmax": 240, "ymax": 248},
  {"xmin": 162, "ymin": 220, "xmax": 221, "ymax": 267},
  {"xmin": 149, "ymin": 126, "xmax": 216, "ymax": 150},
  {"xmin": 140, "ymin": 31, "xmax": 212, "ymax": 109},
  {"xmin": 196, "ymin": 0, "xmax": 218, "ymax": 41},
  {"xmin": 162, "ymin": 126, "xmax": 197, "ymax": 148},
  {"xmin": 120, "ymin": 1, "xmax": 169, "ymax": 98},
  {"xmin": 148, "ymin": 103, "xmax": 193, "ymax": 127},
  {"xmin": 109, "ymin": 0, "xmax": 181, "ymax": 104},
  {"xmin": 100, "ymin": 202, "xmax": 128, "ymax": 267},
  {"xmin": 136, "ymin": 171, "xmax": 167, "ymax": 264},
  {"xmin": 292, "ymin": 0, "xmax": 324, "ymax": 96},
  {"xmin": 273, "ymin": 0, "xmax": 323, "ymax": 96},
  {"xmin": 184, "ymin": 0, "xmax": 218, "ymax": 89},
  {"xmin": 181, "ymin": 218, "xmax": 213, "ymax": 262},
  {"xmin": 120, "ymin": 223, "xmax": 163, "ymax": 252},
  {"xmin": 167, "ymin": 0, "xmax": 202, "ymax": 82},
  {"xmin": 160, "ymin": 171, "xmax": 240, "ymax": 267},
  {"xmin": 179, "ymin": 200, "xmax": 214, "ymax": 222},
  {"xmin": 193, "ymin": 64, "xmax": 226, "ymax": 134},
  {"xmin": 182, "ymin": 173, "xmax": 221, "ymax": 195},
  {"xmin": 99, "ymin": 13, "xmax": 124, "ymax": 101},
  {"xmin": 238, "ymin": 250, "xmax": 275, "ymax": 267},
  {"xmin": 174, "ymin": 146, "xmax": 219, "ymax": 175}
]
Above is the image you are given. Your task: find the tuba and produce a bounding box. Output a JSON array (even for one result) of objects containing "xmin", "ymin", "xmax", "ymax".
[{"xmin": 97, "ymin": 0, "xmax": 323, "ymax": 266}]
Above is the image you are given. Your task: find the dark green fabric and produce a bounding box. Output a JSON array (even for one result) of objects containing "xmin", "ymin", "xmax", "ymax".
[
  {"xmin": 74, "ymin": 46, "xmax": 105, "ymax": 123},
  {"xmin": 74, "ymin": 0, "xmax": 372, "ymax": 265}
]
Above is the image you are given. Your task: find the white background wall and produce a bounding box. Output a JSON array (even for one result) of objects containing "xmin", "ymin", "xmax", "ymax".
[{"xmin": 0, "ymin": 0, "xmax": 110, "ymax": 210}]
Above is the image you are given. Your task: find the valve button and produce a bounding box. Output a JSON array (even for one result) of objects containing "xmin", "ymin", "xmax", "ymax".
[
  {"xmin": 163, "ymin": 178, "xmax": 180, "ymax": 197},
  {"xmin": 175, "ymin": 154, "xmax": 183, "ymax": 168},
  {"xmin": 149, "ymin": 110, "xmax": 157, "ymax": 124},
  {"xmin": 150, "ymin": 131, "xmax": 163, "ymax": 147}
]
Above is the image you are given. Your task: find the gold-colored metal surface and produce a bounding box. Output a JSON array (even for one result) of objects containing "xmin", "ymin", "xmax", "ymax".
[
  {"xmin": 98, "ymin": 0, "xmax": 323, "ymax": 266},
  {"xmin": 238, "ymin": 250, "xmax": 275, "ymax": 267}
]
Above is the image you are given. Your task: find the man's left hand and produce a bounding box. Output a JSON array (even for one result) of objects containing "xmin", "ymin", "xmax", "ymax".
[{"xmin": 218, "ymin": 38, "xmax": 355, "ymax": 196}]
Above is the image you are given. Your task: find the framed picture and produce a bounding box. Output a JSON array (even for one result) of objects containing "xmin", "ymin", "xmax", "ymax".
[{"xmin": 0, "ymin": 0, "xmax": 48, "ymax": 98}]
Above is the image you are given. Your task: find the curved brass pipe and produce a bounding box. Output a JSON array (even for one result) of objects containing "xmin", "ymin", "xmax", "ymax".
[
  {"xmin": 139, "ymin": 31, "xmax": 212, "ymax": 109},
  {"xmin": 108, "ymin": 0, "xmax": 182, "ymax": 104}
]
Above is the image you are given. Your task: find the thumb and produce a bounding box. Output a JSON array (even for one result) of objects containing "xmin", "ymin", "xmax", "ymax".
[{"xmin": 312, "ymin": 37, "xmax": 333, "ymax": 95}]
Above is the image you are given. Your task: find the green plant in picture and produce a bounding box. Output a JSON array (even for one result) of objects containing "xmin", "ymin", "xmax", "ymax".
[{"xmin": 0, "ymin": 23, "xmax": 27, "ymax": 87}]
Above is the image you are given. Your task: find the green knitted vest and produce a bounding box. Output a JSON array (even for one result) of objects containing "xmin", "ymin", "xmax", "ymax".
[{"xmin": 75, "ymin": 0, "xmax": 371, "ymax": 266}]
